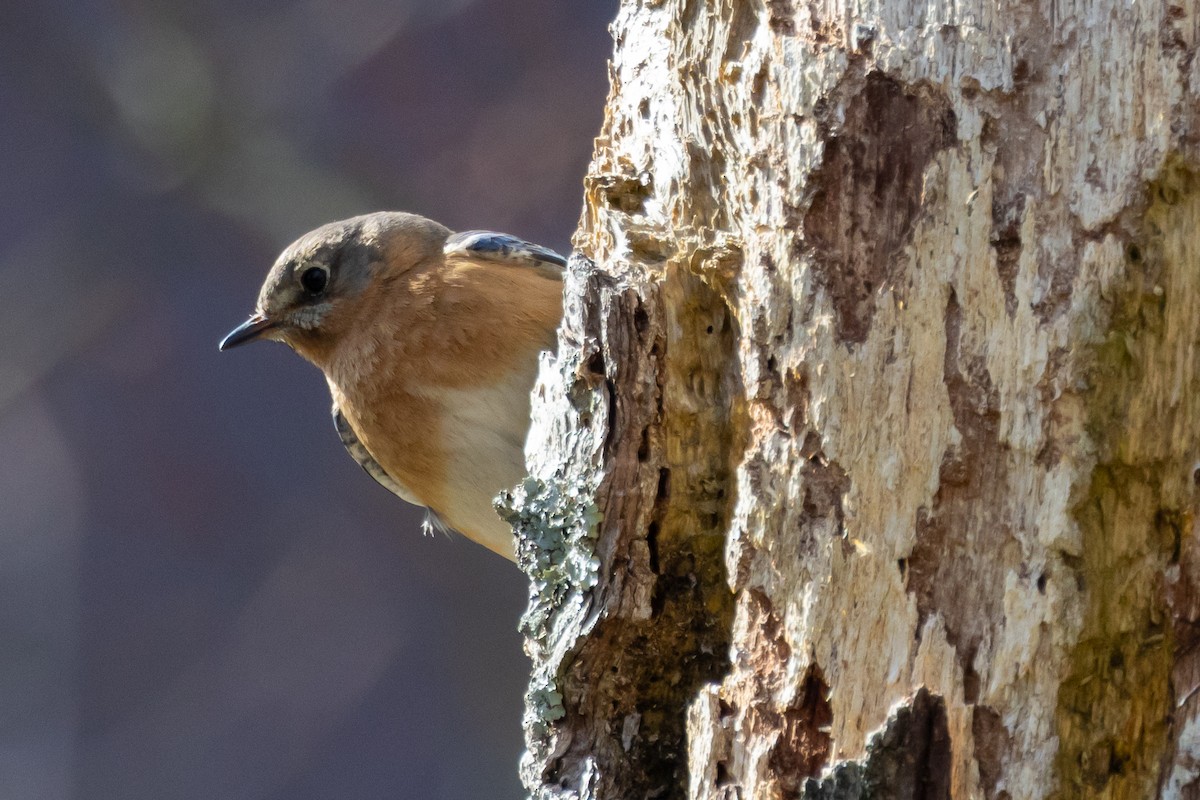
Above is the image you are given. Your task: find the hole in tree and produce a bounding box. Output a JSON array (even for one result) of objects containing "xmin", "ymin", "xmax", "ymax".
[{"xmin": 587, "ymin": 351, "xmax": 606, "ymax": 376}]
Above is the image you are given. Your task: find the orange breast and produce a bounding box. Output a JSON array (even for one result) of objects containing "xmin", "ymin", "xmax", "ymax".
[{"xmin": 323, "ymin": 254, "xmax": 562, "ymax": 557}]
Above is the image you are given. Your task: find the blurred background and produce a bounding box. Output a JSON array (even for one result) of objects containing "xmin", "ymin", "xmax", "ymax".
[{"xmin": 0, "ymin": 1, "xmax": 614, "ymax": 798}]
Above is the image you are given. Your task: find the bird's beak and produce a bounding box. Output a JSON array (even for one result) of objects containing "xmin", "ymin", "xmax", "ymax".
[{"xmin": 219, "ymin": 313, "xmax": 278, "ymax": 351}]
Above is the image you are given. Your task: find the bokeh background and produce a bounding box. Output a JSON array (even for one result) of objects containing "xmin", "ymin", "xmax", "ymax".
[{"xmin": 0, "ymin": 1, "xmax": 615, "ymax": 798}]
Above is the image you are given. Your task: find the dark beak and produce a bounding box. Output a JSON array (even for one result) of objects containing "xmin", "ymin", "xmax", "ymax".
[{"xmin": 219, "ymin": 313, "xmax": 277, "ymax": 351}]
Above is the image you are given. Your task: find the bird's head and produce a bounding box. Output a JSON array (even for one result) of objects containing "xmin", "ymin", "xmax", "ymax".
[{"xmin": 220, "ymin": 212, "xmax": 450, "ymax": 363}]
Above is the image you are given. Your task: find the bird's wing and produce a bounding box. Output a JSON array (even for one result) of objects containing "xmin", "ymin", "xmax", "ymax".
[
  {"xmin": 444, "ymin": 230, "xmax": 566, "ymax": 279},
  {"xmin": 332, "ymin": 404, "xmax": 453, "ymax": 538}
]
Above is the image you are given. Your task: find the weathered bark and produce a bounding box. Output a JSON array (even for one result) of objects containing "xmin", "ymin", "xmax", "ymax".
[{"xmin": 504, "ymin": 0, "xmax": 1200, "ymax": 798}]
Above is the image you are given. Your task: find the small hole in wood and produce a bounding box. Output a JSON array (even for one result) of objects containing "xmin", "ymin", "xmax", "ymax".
[
  {"xmin": 656, "ymin": 468, "xmax": 671, "ymax": 501},
  {"xmin": 634, "ymin": 306, "xmax": 650, "ymax": 334}
]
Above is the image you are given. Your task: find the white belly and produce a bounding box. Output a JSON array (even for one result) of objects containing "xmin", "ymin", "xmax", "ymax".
[{"xmin": 431, "ymin": 370, "xmax": 537, "ymax": 559}]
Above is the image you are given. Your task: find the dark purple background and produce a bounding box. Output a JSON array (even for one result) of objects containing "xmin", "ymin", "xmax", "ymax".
[{"xmin": 0, "ymin": 1, "xmax": 615, "ymax": 798}]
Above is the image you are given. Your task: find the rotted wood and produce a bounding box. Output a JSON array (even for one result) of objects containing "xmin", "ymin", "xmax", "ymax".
[{"xmin": 509, "ymin": 0, "xmax": 1200, "ymax": 798}]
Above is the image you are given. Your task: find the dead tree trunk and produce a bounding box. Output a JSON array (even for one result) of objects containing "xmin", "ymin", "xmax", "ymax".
[{"xmin": 503, "ymin": 0, "xmax": 1200, "ymax": 798}]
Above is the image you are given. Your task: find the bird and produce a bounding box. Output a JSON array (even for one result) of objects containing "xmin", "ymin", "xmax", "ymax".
[{"xmin": 220, "ymin": 212, "xmax": 565, "ymax": 561}]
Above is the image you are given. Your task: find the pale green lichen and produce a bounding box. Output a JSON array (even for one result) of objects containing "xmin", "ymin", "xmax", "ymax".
[
  {"xmin": 498, "ymin": 475, "xmax": 602, "ymax": 644},
  {"xmin": 498, "ymin": 469, "xmax": 602, "ymax": 759}
]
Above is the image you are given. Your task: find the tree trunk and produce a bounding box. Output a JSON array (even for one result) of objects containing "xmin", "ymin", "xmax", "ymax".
[{"xmin": 503, "ymin": 0, "xmax": 1200, "ymax": 798}]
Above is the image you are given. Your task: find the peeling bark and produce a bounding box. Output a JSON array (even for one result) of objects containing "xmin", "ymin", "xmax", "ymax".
[{"xmin": 506, "ymin": 0, "xmax": 1200, "ymax": 798}]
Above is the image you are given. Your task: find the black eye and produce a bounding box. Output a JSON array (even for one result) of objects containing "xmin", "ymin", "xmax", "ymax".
[{"xmin": 300, "ymin": 266, "xmax": 328, "ymax": 295}]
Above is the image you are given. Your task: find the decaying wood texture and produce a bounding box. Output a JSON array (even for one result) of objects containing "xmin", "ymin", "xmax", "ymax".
[{"xmin": 503, "ymin": 0, "xmax": 1200, "ymax": 797}]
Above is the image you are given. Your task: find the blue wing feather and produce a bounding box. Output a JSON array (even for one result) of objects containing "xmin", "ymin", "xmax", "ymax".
[{"xmin": 444, "ymin": 230, "xmax": 566, "ymax": 277}]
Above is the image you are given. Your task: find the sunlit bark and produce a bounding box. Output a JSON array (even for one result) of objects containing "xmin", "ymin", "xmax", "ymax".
[{"xmin": 510, "ymin": 1, "xmax": 1200, "ymax": 797}]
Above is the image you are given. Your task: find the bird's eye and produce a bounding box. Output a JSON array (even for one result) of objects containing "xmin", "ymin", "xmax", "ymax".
[{"xmin": 300, "ymin": 266, "xmax": 329, "ymax": 295}]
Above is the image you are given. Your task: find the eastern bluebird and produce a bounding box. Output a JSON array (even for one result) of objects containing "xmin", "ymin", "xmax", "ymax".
[{"xmin": 220, "ymin": 212, "xmax": 565, "ymax": 561}]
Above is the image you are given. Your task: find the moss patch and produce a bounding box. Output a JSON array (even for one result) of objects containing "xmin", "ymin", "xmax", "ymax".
[{"xmin": 1053, "ymin": 161, "xmax": 1200, "ymax": 798}]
